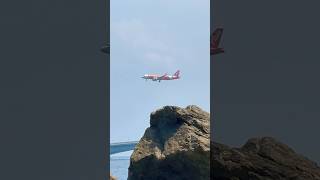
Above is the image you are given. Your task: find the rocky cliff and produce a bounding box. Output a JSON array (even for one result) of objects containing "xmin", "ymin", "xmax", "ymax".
[
  {"xmin": 109, "ymin": 174, "xmax": 117, "ymax": 180},
  {"xmin": 128, "ymin": 105, "xmax": 210, "ymax": 180},
  {"xmin": 212, "ymin": 137, "xmax": 320, "ymax": 180}
]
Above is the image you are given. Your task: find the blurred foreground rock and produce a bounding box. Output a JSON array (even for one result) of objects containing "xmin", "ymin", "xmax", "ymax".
[{"xmin": 212, "ymin": 137, "xmax": 320, "ymax": 180}]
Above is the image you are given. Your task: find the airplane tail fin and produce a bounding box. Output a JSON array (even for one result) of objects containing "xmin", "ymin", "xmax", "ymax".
[
  {"xmin": 211, "ymin": 28, "xmax": 223, "ymax": 48},
  {"xmin": 173, "ymin": 70, "xmax": 180, "ymax": 77}
]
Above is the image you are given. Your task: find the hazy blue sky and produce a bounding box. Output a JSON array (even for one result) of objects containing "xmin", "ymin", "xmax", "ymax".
[{"xmin": 110, "ymin": 0, "xmax": 210, "ymax": 146}]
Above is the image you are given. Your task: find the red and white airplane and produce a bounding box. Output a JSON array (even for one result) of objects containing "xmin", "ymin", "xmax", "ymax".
[
  {"xmin": 141, "ymin": 70, "xmax": 180, "ymax": 82},
  {"xmin": 211, "ymin": 28, "xmax": 224, "ymax": 55}
]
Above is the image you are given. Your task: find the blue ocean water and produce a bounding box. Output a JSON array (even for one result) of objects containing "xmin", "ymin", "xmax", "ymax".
[{"xmin": 110, "ymin": 151, "xmax": 132, "ymax": 180}]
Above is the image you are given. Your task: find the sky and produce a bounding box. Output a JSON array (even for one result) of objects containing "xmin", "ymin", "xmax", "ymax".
[{"xmin": 110, "ymin": 0, "xmax": 210, "ymax": 145}]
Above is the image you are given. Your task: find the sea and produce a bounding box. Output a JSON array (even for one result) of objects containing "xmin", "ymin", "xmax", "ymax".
[{"xmin": 110, "ymin": 151, "xmax": 132, "ymax": 180}]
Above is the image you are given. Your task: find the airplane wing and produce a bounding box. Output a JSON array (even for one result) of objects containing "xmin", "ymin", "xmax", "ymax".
[
  {"xmin": 158, "ymin": 73, "xmax": 168, "ymax": 79},
  {"xmin": 211, "ymin": 28, "xmax": 223, "ymax": 48},
  {"xmin": 157, "ymin": 73, "xmax": 168, "ymax": 82}
]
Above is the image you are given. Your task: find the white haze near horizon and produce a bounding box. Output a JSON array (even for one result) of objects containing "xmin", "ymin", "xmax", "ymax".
[{"xmin": 110, "ymin": 0, "xmax": 210, "ymax": 152}]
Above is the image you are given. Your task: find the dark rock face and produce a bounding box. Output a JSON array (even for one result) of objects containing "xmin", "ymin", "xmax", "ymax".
[
  {"xmin": 212, "ymin": 137, "xmax": 320, "ymax": 180},
  {"xmin": 128, "ymin": 105, "xmax": 210, "ymax": 180}
]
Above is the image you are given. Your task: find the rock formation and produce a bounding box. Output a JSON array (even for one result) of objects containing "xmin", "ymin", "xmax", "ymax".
[
  {"xmin": 109, "ymin": 174, "xmax": 117, "ymax": 180},
  {"xmin": 212, "ymin": 137, "xmax": 320, "ymax": 180},
  {"xmin": 128, "ymin": 105, "xmax": 210, "ymax": 180}
]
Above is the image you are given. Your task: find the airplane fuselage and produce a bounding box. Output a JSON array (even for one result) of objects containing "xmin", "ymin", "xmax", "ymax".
[
  {"xmin": 142, "ymin": 74, "xmax": 160, "ymax": 81},
  {"xmin": 142, "ymin": 71, "xmax": 180, "ymax": 82}
]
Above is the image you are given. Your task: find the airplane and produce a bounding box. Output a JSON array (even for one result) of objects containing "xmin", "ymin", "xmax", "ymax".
[
  {"xmin": 141, "ymin": 70, "xmax": 180, "ymax": 82},
  {"xmin": 101, "ymin": 43, "xmax": 110, "ymax": 54},
  {"xmin": 211, "ymin": 28, "xmax": 224, "ymax": 55}
]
